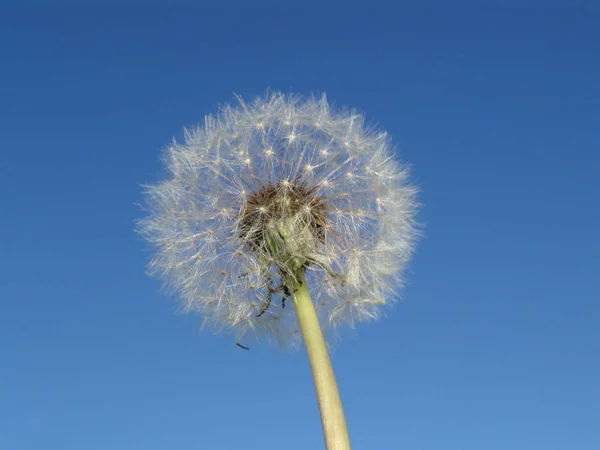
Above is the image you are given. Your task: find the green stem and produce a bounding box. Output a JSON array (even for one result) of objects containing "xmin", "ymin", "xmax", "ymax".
[{"xmin": 292, "ymin": 273, "xmax": 351, "ymax": 450}]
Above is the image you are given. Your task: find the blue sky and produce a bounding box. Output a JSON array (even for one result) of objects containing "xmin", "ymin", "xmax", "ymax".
[{"xmin": 1, "ymin": 3, "xmax": 599, "ymax": 450}]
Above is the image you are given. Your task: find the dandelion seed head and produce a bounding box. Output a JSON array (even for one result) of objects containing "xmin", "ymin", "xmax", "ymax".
[{"xmin": 138, "ymin": 91, "xmax": 420, "ymax": 347}]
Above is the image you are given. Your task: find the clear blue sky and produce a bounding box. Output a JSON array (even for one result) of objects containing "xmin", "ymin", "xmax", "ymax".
[{"xmin": 1, "ymin": 2, "xmax": 598, "ymax": 449}]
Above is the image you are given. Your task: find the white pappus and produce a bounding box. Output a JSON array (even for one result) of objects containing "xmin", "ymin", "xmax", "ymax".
[{"xmin": 138, "ymin": 91, "xmax": 420, "ymax": 347}]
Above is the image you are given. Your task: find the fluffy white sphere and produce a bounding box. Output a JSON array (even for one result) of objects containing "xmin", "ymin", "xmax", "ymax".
[{"xmin": 138, "ymin": 92, "xmax": 419, "ymax": 346}]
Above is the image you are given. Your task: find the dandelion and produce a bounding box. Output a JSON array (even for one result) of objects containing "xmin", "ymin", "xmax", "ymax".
[{"xmin": 138, "ymin": 91, "xmax": 419, "ymax": 449}]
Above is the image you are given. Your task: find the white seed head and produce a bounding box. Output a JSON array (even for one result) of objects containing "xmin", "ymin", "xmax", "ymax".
[{"xmin": 138, "ymin": 91, "xmax": 420, "ymax": 347}]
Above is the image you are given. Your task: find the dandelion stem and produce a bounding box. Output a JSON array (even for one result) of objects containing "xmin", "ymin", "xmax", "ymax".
[{"xmin": 292, "ymin": 273, "xmax": 351, "ymax": 450}]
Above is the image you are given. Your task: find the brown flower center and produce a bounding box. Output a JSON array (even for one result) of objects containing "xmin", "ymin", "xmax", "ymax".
[{"xmin": 238, "ymin": 178, "xmax": 328, "ymax": 274}]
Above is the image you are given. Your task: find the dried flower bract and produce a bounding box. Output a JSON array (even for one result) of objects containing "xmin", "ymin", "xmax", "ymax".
[{"xmin": 138, "ymin": 92, "xmax": 419, "ymax": 346}]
